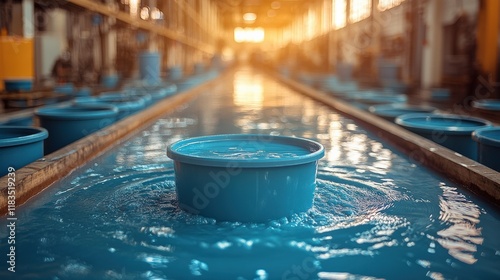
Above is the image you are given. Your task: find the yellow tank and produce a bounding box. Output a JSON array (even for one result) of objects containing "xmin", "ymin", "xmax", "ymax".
[{"xmin": 0, "ymin": 36, "xmax": 34, "ymax": 90}]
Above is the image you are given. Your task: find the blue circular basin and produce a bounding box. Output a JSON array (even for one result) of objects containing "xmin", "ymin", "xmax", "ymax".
[
  {"xmin": 95, "ymin": 95, "xmax": 146, "ymax": 120},
  {"xmin": 472, "ymin": 99, "xmax": 500, "ymax": 112},
  {"xmin": 396, "ymin": 113, "xmax": 491, "ymax": 159},
  {"xmin": 35, "ymin": 104, "xmax": 118, "ymax": 154},
  {"xmin": 167, "ymin": 134, "xmax": 325, "ymax": 222},
  {"xmin": 54, "ymin": 83, "xmax": 74, "ymax": 94},
  {"xmin": 472, "ymin": 127, "xmax": 500, "ymax": 171},
  {"xmin": 4, "ymin": 79, "xmax": 33, "ymax": 91},
  {"xmin": 430, "ymin": 88, "xmax": 450, "ymax": 100},
  {"xmin": 101, "ymin": 74, "xmax": 119, "ymax": 88},
  {"xmin": 0, "ymin": 126, "xmax": 48, "ymax": 176},
  {"xmin": 369, "ymin": 104, "xmax": 437, "ymax": 121}
]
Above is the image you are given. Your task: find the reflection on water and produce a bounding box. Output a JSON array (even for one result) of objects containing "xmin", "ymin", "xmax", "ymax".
[
  {"xmin": 1, "ymin": 67, "xmax": 500, "ymax": 279},
  {"xmin": 437, "ymin": 184, "xmax": 483, "ymax": 264}
]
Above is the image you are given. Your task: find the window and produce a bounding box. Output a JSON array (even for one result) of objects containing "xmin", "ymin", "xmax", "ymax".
[
  {"xmin": 378, "ymin": 0, "xmax": 405, "ymax": 11},
  {"xmin": 332, "ymin": 0, "xmax": 347, "ymax": 30},
  {"xmin": 349, "ymin": 0, "xmax": 371, "ymax": 23},
  {"xmin": 234, "ymin": 27, "xmax": 265, "ymax": 43}
]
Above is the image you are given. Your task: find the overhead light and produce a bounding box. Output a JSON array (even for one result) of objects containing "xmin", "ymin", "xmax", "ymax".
[
  {"xmin": 267, "ymin": 10, "xmax": 276, "ymax": 17},
  {"xmin": 243, "ymin": 12, "xmax": 257, "ymax": 23},
  {"xmin": 271, "ymin": 1, "xmax": 281, "ymax": 9}
]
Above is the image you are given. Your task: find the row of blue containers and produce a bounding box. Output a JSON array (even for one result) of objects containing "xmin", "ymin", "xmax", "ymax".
[
  {"xmin": 278, "ymin": 67, "xmax": 500, "ymax": 172},
  {"xmin": 0, "ymin": 67, "xmax": 221, "ymax": 177}
]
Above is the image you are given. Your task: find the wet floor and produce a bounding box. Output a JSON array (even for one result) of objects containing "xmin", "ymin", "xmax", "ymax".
[{"xmin": 1, "ymin": 67, "xmax": 500, "ymax": 279}]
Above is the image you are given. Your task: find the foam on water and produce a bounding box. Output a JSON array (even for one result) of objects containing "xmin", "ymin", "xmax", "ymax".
[{"xmin": 1, "ymin": 68, "xmax": 499, "ymax": 279}]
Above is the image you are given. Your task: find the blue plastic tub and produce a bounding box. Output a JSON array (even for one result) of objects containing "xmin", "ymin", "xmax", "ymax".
[
  {"xmin": 35, "ymin": 104, "xmax": 118, "ymax": 154},
  {"xmin": 101, "ymin": 74, "xmax": 119, "ymax": 89},
  {"xmin": 139, "ymin": 52, "xmax": 161, "ymax": 85},
  {"xmin": 95, "ymin": 95, "xmax": 146, "ymax": 120},
  {"xmin": 0, "ymin": 126, "xmax": 48, "ymax": 177},
  {"xmin": 430, "ymin": 87, "xmax": 451, "ymax": 101},
  {"xmin": 377, "ymin": 61, "xmax": 400, "ymax": 82},
  {"xmin": 472, "ymin": 99, "xmax": 500, "ymax": 112},
  {"xmin": 346, "ymin": 91, "xmax": 407, "ymax": 110},
  {"xmin": 3, "ymin": 79, "xmax": 33, "ymax": 91},
  {"xmin": 395, "ymin": 113, "xmax": 492, "ymax": 160},
  {"xmin": 54, "ymin": 83, "xmax": 74, "ymax": 94},
  {"xmin": 167, "ymin": 134, "xmax": 325, "ymax": 222},
  {"xmin": 193, "ymin": 62, "xmax": 205, "ymax": 74},
  {"xmin": 167, "ymin": 66, "xmax": 183, "ymax": 80},
  {"xmin": 369, "ymin": 104, "xmax": 437, "ymax": 121},
  {"xmin": 472, "ymin": 127, "xmax": 500, "ymax": 171}
]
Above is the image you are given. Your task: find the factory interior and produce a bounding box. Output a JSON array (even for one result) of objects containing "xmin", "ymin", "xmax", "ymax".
[{"xmin": 1, "ymin": 0, "xmax": 500, "ymax": 279}]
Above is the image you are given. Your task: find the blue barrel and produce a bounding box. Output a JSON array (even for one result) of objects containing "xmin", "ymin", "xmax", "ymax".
[
  {"xmin": 396, "ymin": 113, "xmax": 492, "ymax": 160},
  {"xmin": 0, "ymin": 126, "xmax": 48, "ymax": 176},
  {"xmin": 139, "ymin": 52, "xmax": 161, "ymax": 85},
  {"xmin": 472, "ymin": 127, "xmax": 500, "ymax": 171},
  {"xmin": 35, "ymin": 104, "xmax": 118, "ymax": 154}
]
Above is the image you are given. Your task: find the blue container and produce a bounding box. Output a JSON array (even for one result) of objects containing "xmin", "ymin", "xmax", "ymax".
[
  {"xmin": 472, "ymin": 127, "xmax": 500, "ymax": 171},
  {"xmin": 345, "ymin": 91, "xmax": 407, "ymax": 110},
  {"xmin": 75, "ymin": 87, "xmax": 92, "ymax": 97},
  {"xmin": 3, "ymin": 79, "xmax": 33, "ymax": 91},
  {"xmin": 0, "ymin": 126, "xmax": 48, "ymax": 177},
  {"xmin": 175, "ymin": 78, "xmax": 200, "ymax": 92},
  {"xmin": 167, "ymin": 134, "xmax": 325, "ymax": 222},
  {"xmin": 139, "ymin": 52, "xmax": 161, "ymax": 85},
  {"xmin": 395, "ymin": 113, "xmax": 492, "ymax": 160},
  {"xmin": 168, "ymin": 66, "xmax": 183, "ymax": 80},
  {"xmin": 377, "ymin": 61, "xmax": 400, "ymax": 82},
  {"xmin": 35, "ymin": 104, "xmax": 118, "ymax": 154},
  {"xmin": 369, "ymin": 104, "xmax": 437, "ymax": 121},
  {"xmin": 472, "ymin": 99, "xmax": 500, "ymax": 112},
  {"xmin": 102, "ymin": 74, "xmax": 119, "ymax": 89},
  {"xmin": 430, "ymin": 87, "xmax": 451, "ymax": 101},
  {"xmin": 54, "ymin": 83, "xmax": 74, "ymax": 94},
  {"xmin": 95, "ymin": 95, "xmax": 146, "ymax": 120},
  {"xmin": 193, "ymin": 62, "xmax": 205, "ymax": 74}
]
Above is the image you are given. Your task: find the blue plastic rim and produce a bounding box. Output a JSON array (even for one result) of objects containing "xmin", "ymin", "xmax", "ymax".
[
  {"xmin": 35, "ymin": 104, "xmax": 118, "ymax": 154},
  {"xmin": 473, "ymin": 127, "xmax": 500, "ymax": 147},
  {"xmin": 167, "ymin": 134, "xmax": 325, "ymax": 222},
  {"xmin": 0, "ymin": 126, "xmax": 48, "ymax": 147},
  {"xmin": 395, "ymin": 113, "xmax": 492, "ymax": 135},
  {"xmin": 472, "ymin": 127, "xmax": 500, "ymax": 171},
  {"xmin": 472, "ymin": 99, "xmax": 500, "ymax": 111},
  {"xmin": 35, "ymin": 104, "xmax": 119, "ymax": 120},
  {"xmin": 0, "ymin": 126, "xmax": 48, "ymax": 177},
  {"xmin": 4, "ymin": 79, "xmax": 33, "ymax": 91},
  {"xmin": 167, "ymin": 134, "xmax": 325, "ymax": 167},
  {"xmin": 396, "ymin": 113, "xmax": 491, "ymax": 160},
  {"xmin": 369, "ymin": 104, "xmax": 437, "ymax": 121}
]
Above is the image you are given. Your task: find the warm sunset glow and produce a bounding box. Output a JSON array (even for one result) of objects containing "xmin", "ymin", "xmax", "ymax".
[{"xmin": 234, "ymin": 27, "xmax": 265, "ymax": 43}]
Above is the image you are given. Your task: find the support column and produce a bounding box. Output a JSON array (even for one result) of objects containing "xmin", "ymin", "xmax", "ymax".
[{"xmin": 421, "ymin": 0, "xmax": 443, "ymax": 88}]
